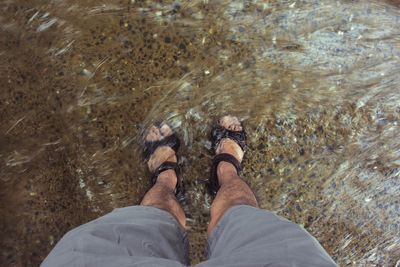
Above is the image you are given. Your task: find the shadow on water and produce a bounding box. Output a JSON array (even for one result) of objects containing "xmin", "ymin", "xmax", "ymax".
[{"xmin": 1, "ymin": 0, "xmax": 399, "ymax": 266}]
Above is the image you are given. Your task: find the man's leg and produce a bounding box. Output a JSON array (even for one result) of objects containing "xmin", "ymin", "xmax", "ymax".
[
  {"xmin": 141, "ymin": 124, "xmax": 186, "ymax": 228},
  {"xmin": 208, "ymin": 162, "xmax": 258, "ymax": 233},
  {"xmin": 200, "ymin": 116, "xmax": 336, "ymax": 267},
  {"xmin": 41, "ymin": 125, "xmax": 189, "ymax": 267},
  {"xmin": 141, "ymin": 169, "xmax": 186, "ymax": 228},
  {"xmin": 208, "ymin": 116, "xmax": 257, "ymax": 234}
]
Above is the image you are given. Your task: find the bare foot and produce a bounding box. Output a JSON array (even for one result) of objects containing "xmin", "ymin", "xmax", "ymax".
[
  {"xmin": 145, "ymin": 124, "xmax": 177, "ymax": 186},
  {"xmin": 215, "ymin": 115, "xmax": 245, "ymax": 174}
]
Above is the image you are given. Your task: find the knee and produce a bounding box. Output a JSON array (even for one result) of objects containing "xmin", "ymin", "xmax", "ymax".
[{"xmin": 229, "ymin": 195, "xmax": 258, "ymax": 208}]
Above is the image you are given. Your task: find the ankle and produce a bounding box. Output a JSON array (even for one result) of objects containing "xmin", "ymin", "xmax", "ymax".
[
  {"xmin": 156, "ymin": 170, "xmax": 177, "ymax": 190},
  {"xmin": 217, "ymin": 162, "xmax": 240, "ymax": 184}
]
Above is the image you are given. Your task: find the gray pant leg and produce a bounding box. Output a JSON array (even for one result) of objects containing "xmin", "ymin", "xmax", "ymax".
[
  {"xmin": 198, "ymin": 205, "xmax": 337, "ymax": 267},
  {"xmin": 41, "ymin": 206, "xmax": 189, "ymax": 267}
]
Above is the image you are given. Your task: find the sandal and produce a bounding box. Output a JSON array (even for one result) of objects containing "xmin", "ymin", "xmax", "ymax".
[
  {"xmin": 143, "ymin": 125, "xmax": 185, "ymax": 203},
  {"xmin": 209, "ymin": 120, "xmax": 247, "ymax": 196}
]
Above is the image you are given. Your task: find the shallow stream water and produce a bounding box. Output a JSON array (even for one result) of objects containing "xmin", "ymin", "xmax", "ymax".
[{"xmin": 1, "ymin": 0, "xmax": 400, "ymax": 266}]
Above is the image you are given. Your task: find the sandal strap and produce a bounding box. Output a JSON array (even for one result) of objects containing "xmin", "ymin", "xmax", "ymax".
[
  {"xmin": 143, "ymin": 133, "xmax": 180, "ymax": 160},
  {"xmin": 211, "ymin": 125, "xmax": 247, "ymax": 152},
  {"xmin": 209, "ymin": 153, "xmax": 242, "ymax": 196},
  {"xmin": 213, "ymin": 153, "xmax": 242, "ymax": 173},
  {"xmin": 150, "ymin": 161, "xmax": 178, "ymax": 184},
  {"xmin": 150, "ymin": 161, "xmax": 185, "ymax": 204}
]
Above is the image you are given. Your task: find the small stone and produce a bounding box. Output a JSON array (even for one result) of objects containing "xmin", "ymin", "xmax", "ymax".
[
  {"xmin": 164, "ymin": 36, "xmax": 171, "ymax": 43},
  {"xmin": 49, "ymin": 235, "xmax": 54, "ymax": 245},
  {"xmin": 179, "ymin": 43, "xmax": 186, "ymax": 50}
]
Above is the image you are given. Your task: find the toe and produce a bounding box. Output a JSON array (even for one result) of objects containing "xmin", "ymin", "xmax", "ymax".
[
  {"xmin": 232, "ymin": 116, "xmax": 240, "ymax": 125},
  {"xmin": 152, "ymin": 126, "xmax": 161, "ymax": 136},
  {"xmin": 219, "ymin": 115, "xmax": 232, "ymax": 128},
  {"xmin": 234, "ymin": 124, "xmax": 243, "ymax": 131},
  {"xmin": 219, "ymin": 115, "xmax": 242, "ymax": 132},
  {"xmin": 160, "ymin": 124, "xmax": 173, "ymax": 137},
  {"xmin": 146, "ymin": 125, "xmax": 162, "ymax": 141}
]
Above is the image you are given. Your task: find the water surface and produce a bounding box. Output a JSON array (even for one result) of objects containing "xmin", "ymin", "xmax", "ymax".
[{"xmin": 1, "ymin": 0, "xmax": 399, "ymax": 266}]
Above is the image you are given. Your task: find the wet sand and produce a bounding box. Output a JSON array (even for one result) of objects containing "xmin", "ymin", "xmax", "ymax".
[{"xmin": 1, "ymin": 0, "xmax": 400, "ymax": 266}]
